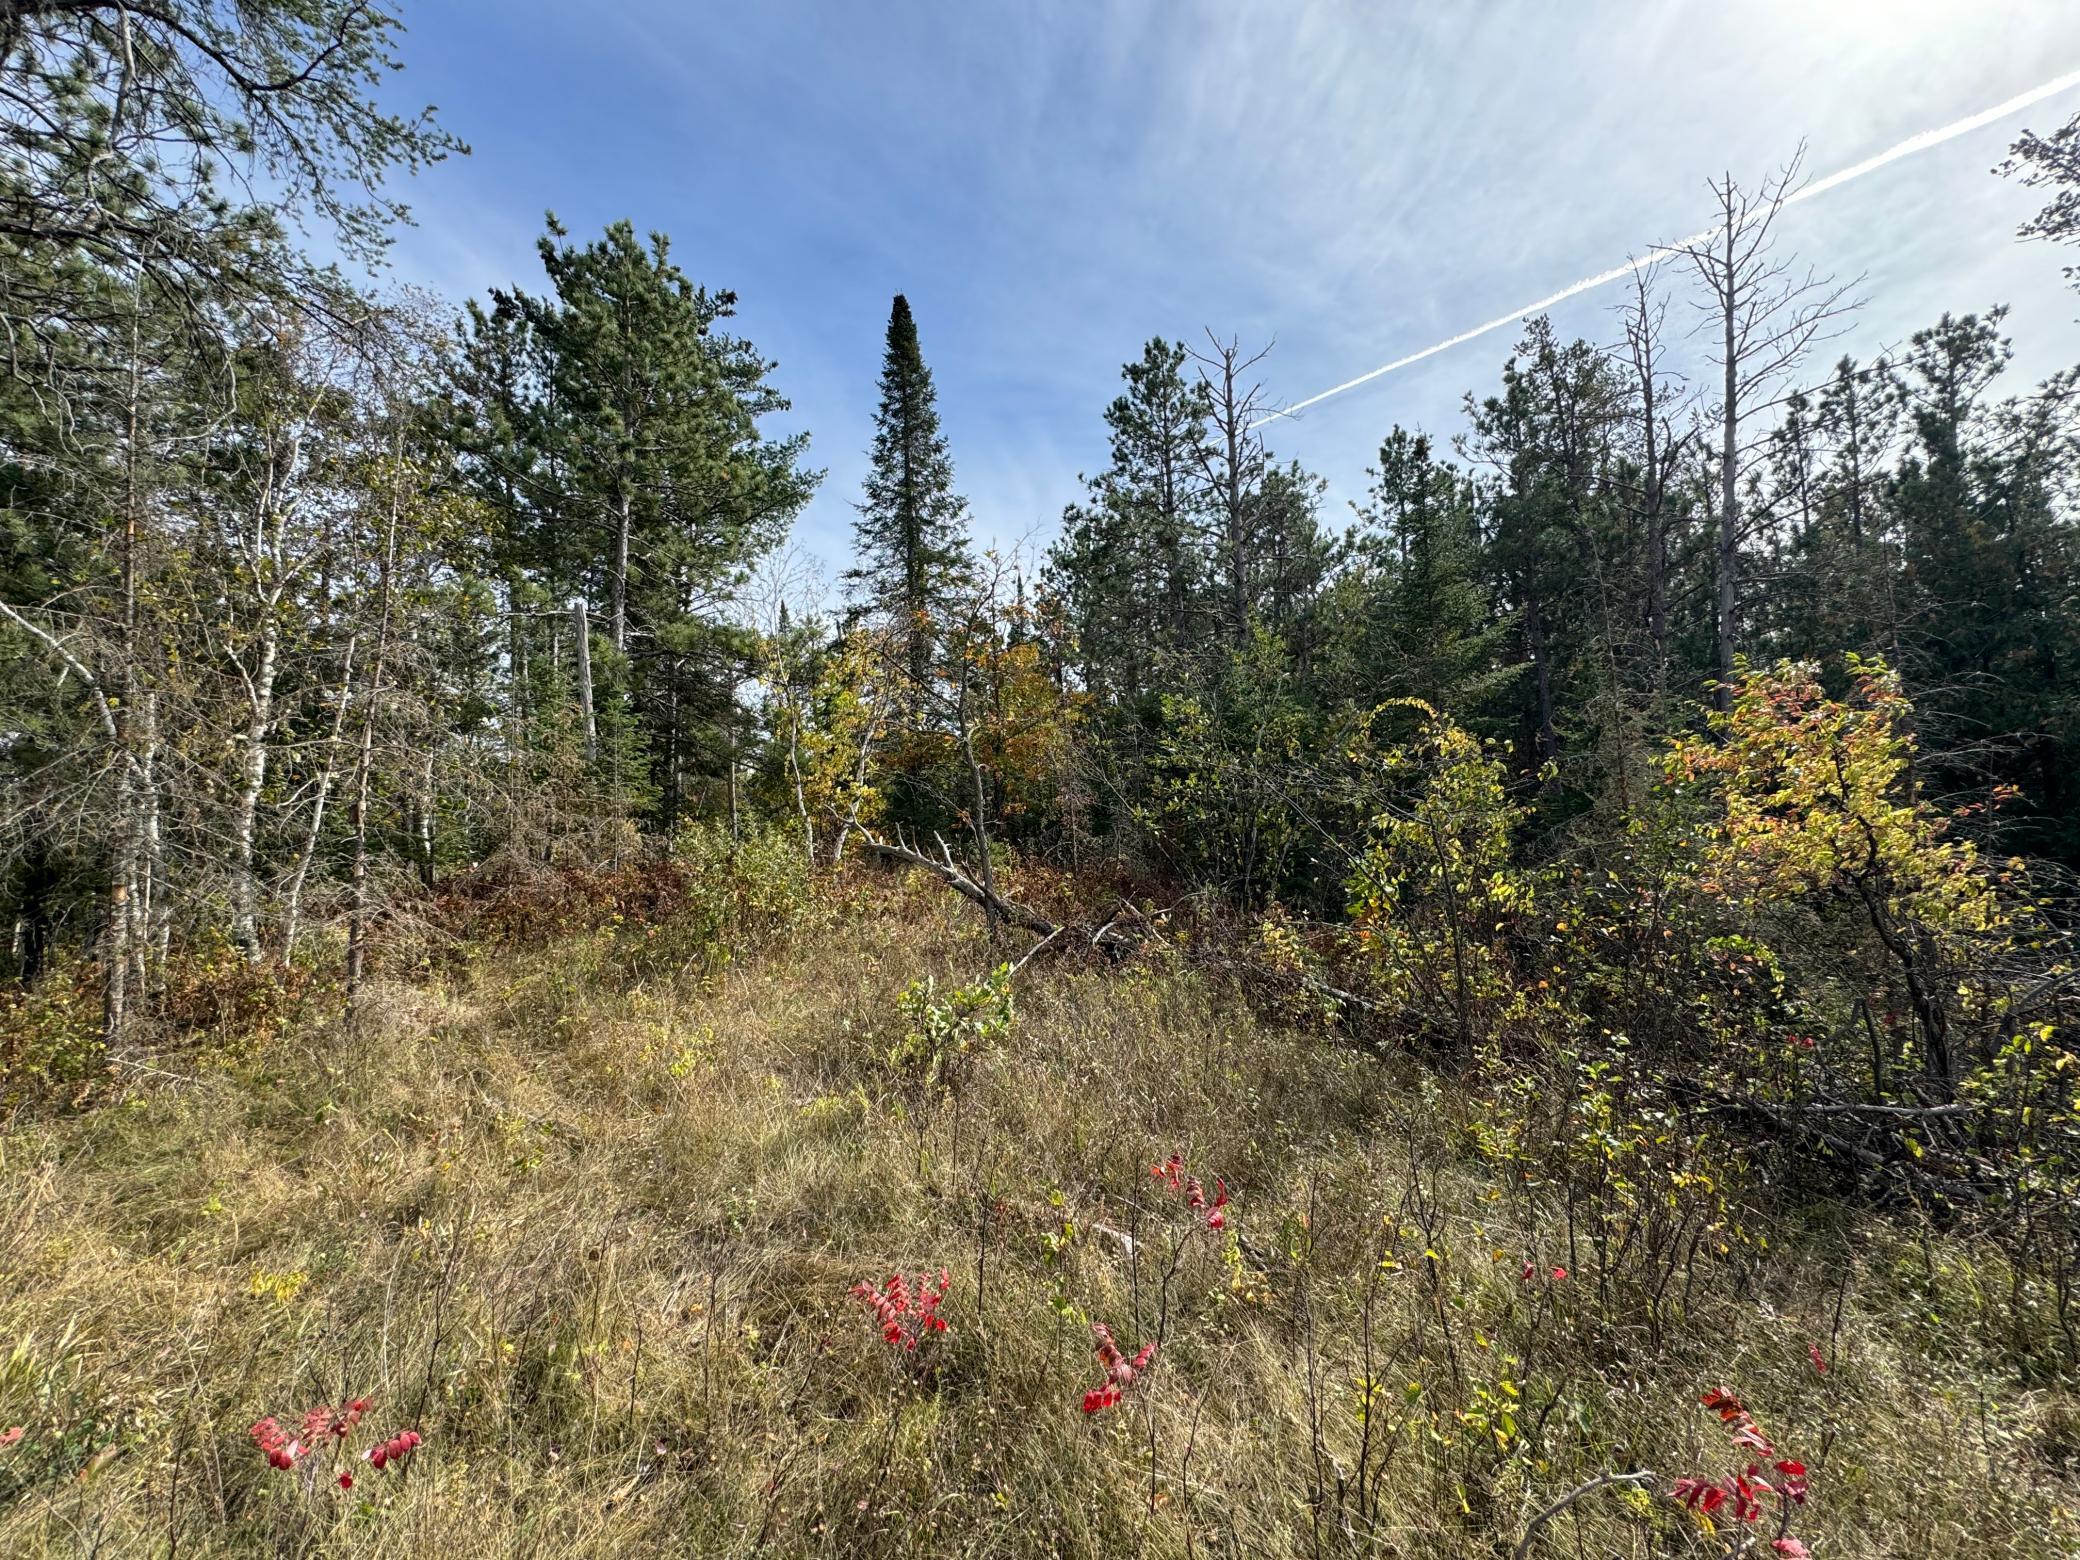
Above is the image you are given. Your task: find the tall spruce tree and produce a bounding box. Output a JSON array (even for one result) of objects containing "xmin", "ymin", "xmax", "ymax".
[{"xmin": 850, "ymin": 295, "xmax": 971, "ymax": 694}]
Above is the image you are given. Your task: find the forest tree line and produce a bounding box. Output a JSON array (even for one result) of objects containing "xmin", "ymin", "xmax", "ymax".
[{"xmin": 4, "ymin": 0, "xmax": 2080, "ymax": 1095}]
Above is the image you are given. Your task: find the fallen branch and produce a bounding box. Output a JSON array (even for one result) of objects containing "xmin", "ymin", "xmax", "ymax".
[
  {"xmin": 1086, "ymin": 900, "xmax": 1177, "ymax": 956},
  {"xmin": 859, "ymin": 830, "xmax": 1060, "ymax": 939},
  {"xmin": 1791, "ymin": 1100, "xmax": 1977, "ymax": 1119},
  {"xmin": 1007, "ymin": 925, "xmax": 1065, "ymax": 977},
  {"xmin": 1704, "ymin": 1090, "xmax": 1983, "ymax": 1203},
  {"xmin": 1514, "ymin": 1470, "xmax": 1655, "ymax": 1559},
  {"xmin": 1295, "ymin": 969, "xmax": 1385, "ymax": 1017}
]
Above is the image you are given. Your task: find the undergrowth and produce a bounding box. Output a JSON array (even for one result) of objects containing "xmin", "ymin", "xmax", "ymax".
[{"xmin": 0, "ymin": 870, "xmax": 2073, "ymax": 1555}]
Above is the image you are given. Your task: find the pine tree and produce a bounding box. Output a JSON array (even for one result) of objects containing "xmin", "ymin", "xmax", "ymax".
[
  {"xmin": 454, "ymin": 218, "xmax": 816, "ymax": 826},
  {"xmin": 1251, "ymin": 460, "xmax": 1337, "ymax": 676},
  {"xmin": 524, "ymin": 219, "xmax": 747, "ymax": 655},
  {"xmin": 1343, "ymin": 427, "xmax": 1511, "ymax": 721},
  {"xmin": 2001, "ymin": 109, "xmax": 2080, "ymax": 288},
  {"xmin": 1045, "ymin": 338, "xmax": 1212, "ymax": 704},
  {"xmin": 1465, "ymin": 320, "xmax": 1630, "ymax": 788},
  {"xmin": 850, "ymin": 295, "xmax": 971, "ymax": 695}
]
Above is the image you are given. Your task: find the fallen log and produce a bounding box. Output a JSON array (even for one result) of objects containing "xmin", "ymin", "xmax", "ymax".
[
  {"xmin": 1703, "ymin": 1089, "xmax": 1984, "ymax": 1204},
  {"xmin": 858, "ymin": 831, "xmax": 1060, "ymax": 939}
]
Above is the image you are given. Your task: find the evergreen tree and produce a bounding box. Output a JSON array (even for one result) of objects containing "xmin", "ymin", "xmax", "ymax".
[
  {"xmin": 1756, "ymin": 357, "xmax": 1904, "ymax": 671},
  {"xmin": 1464, "ymin": 320, "xmax": 1631, "ymax": 802},
  {"xmin": 850, "ymin": 294, "xmax": 971, "ymax": 694},
  {"xmin": 0, "ymin": 0, "xmax": 461, "ymax": 386},
  {"xmin": 1888, "ymin": 311, "xmax": 2080, "ymax": 855},
  {"xmin": 1046, "ymin": 339, "xmax": 1212, "ymax": 705},
  {"xmin": 453, "ymin": 219, "xmax": 817, "ymax": 827},
  {"xmin": 1341, "ymin": 427, "xmax": 1512, "ymax": 722},
  {"xmin": 1251, "ymin": 460, "xmax": 1338, "ymax": 677},
  {"xmin": 1189, "ymin": 336, "xmax": 1274, "ymax": 649},
  {"xmin": 2001, "ymin": 109, "xmax": 2080, "ymax": 288}
]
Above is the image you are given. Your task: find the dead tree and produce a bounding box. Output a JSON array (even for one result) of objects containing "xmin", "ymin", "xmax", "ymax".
[
  {"xmin": 1667, "ymin": 147, "xmax": 1858, "ymax": 709},
  {"xmin": 857, "ymin": 829, "xmax": 1059, "ymax": 940},
  {"xmin": 280, "ymin": 635, "xmax": 357, "ymax": 958},
  {"xmin": 1187, "ymin": 333, "xmax": 1274, "ymax": 649},
  {"xmin": 1615, "ymin": 268, "xmax": 1694, "ymax": 693}
]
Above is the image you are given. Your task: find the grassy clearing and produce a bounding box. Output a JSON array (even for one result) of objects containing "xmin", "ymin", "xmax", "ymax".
[{"xmin": 0, "ymin": 880, "xmax": 2074, "ymax": 1556}]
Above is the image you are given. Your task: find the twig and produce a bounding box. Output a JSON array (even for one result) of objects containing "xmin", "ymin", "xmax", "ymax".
[
  {"xmin": 1513, "ymin": 1470, "xmax": 1655, "ymax": 1559},
  {"xmin": 1007, "ymin": 925, "xmax": 1064, "ymax": 977}
]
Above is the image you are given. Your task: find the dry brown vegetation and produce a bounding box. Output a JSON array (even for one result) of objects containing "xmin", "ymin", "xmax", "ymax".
[{"xmin": 0, "ymin": 870, "xmax": 2075, "ymax": 1557}]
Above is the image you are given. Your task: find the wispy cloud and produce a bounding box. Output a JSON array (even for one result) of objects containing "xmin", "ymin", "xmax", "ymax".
[
  {"xmin": 380, "ymin": 0, "xmax": 2080, "ymax": 556},
  {"xmin": 1257, "ymin": 64, "xmax": 2080, "ymax": 430}
]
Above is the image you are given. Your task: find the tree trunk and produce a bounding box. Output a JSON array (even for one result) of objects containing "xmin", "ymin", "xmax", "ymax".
[
  {"xmin": 509, "ymin": 584, "xmax": 530, "ymax": 753},
  {"xmin": 1639, "ymin": 370, "xmax": 1670, "ymax": 690},
  {"xmin": 573, "ymin": 596, "xmax": 596, "ymax": 760},
  {"xmin": 416, "ymin": 748, "xmax": 437, "ymax": 892},
  {"xmin": 1716, "ymin": 287, "xmax": 1739, "ymax": 712},
  {"xmin": 229, "ymin": 608, "xmax": 281, "ymax": 962},
  {"xmin": 1524, "ymin": 588, "xmax": 1560, "ymax": 777},
  {"xmin": 611, "ymin": 490, "xmax": 631, "ymax": 653},
  {"xmin": 1226, "ymin": 443, "xmax": 1247, "ymax": 647},
  {"xmin": 345, "ymin": 714, "xmax": 375, "ymax": 1001},
  {"xmin": 832, "ymin": 687, "xmax": 889, "ymax": 868},
  {"xmin": 106, "ymin": 296, "xmax": 147, "ymax": 1049},
  {"xmin": 281, "ymin": 636, "xmax": 356, "ymax": 959},
  {"xmin": 727, "ymin": 700, "xmax": 741, "ymax": 847},
  {"xmin": 105, "ymin": 773, "xmax": 134, "ymax": 1047},
  {"xmin": 137, "ymin": 690, "xmax": 165, "ymax": 998},
  {"xmin": 11, "ymin": 845, "xmax": 54, "ymax": 983},
  {"xmin": 1858, "ymin": 880, "xmax": 1955, "ymax": 1096},
  {"xmin": 347, "ymin": 455, "xmax": 402, "ymax": 1008},
  {"xmin": 786, "ymin": 698, "xmax": 815, "ymax": 869}
]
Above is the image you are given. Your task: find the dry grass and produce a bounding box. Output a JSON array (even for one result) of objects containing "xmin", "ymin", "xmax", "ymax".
[{"xmin": 0, "ymin": 878, "xmax": 2074, "ymax": 1556}]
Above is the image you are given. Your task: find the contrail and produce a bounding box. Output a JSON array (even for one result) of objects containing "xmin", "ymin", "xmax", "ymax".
[{"xmin": 1252, "ymin": 66, "xmax": 2080, "ymax": 431}]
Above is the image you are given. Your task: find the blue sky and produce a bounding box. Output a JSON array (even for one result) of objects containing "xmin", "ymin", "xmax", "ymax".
[{"xmin": 376, "ymin": 2, "xmax": 2080, "ymax": 587}]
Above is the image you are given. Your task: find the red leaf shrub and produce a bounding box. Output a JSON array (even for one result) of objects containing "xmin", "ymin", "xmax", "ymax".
[
  {"xmin": 1081, "ymin": 1321, "xmax": 1156, "ymax": 1415},
  {"xmin": 851, "ymin": 1269, "xmax": 952, "ymax": 1354},
  {"xmin": 1670, "ymin": 1384, "xmax": 1811, "ymax": 1553}
]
